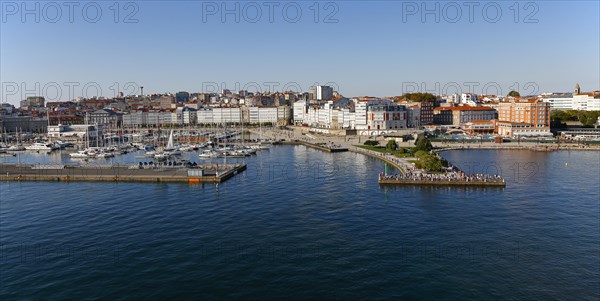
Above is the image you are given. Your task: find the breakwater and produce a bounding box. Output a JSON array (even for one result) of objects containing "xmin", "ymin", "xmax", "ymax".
[
  {"xmin": 0, "ymin": 163, "xmax": 246, "ymax": 183},
  {"xmin": 378, "ymin": 178, "xmax": 506, "ymax": 187},
  {"xmin": 282, "ymin": 140, "xmax": 349, "ymax": 152}
]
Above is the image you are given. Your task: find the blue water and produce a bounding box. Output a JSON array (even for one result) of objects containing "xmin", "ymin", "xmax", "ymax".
[{"xmin": 1, "ymin": 147, "xmax": 598, "ymax": 300}]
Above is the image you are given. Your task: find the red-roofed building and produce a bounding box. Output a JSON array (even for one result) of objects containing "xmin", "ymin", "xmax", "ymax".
[
  {"xmin": 497, "ymin": 98, "xmax": 551, "ymax": 137},
  {"xmin": 433, "ymin": 106, "xmax": 497, "ymax": 126}
]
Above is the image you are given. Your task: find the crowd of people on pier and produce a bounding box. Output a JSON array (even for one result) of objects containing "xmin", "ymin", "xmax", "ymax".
[
  {"xmin": 323, "ymin": 142, "xmax": 344, "ymax": 149},
  {"xmin": 379, "ymin": 170, "xmax": 504, "ymax": 183}
]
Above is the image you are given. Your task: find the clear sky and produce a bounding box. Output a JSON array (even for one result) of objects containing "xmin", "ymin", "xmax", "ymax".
[{"xmin": 1, "ymin": 0, "xmax": 599, "ymax": 105}]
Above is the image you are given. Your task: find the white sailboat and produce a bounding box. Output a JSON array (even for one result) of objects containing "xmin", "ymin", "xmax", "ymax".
[
  {"xmin": 164, "ymin": 130, "xmax": 181, "ymax": 155},
  {"xmin": 154, "ymin": 129, "xmax": 180, "ymax": 159}
]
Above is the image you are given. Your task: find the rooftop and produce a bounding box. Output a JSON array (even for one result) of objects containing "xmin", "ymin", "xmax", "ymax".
[{"xmin": 434, "ymin": 106, "xmax": 495, "ymax": 111}]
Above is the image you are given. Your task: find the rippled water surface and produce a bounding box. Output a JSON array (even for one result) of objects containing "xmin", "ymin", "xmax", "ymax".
[{"xmin": 1, "ymin": 147, "xmax": 598, "ymax": 299}]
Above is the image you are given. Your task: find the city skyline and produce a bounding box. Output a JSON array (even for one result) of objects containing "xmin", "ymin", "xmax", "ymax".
[{"xmin": 1, "ymin": 1, "xmax": 599, "ymax": 104}]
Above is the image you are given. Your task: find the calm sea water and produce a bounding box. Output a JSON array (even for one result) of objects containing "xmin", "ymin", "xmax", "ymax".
[{"xmin": 0, "ymin": 147, "xmax": 598, "ymax": 300}]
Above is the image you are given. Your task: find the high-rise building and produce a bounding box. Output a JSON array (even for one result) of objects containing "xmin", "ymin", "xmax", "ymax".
[
  {"xmin": 175, "ymin": 91, "xmax": 190, "ymax": 103},
  {"xmin": 309, "ymin": 86, "xmax": 333, "ymax": 101}
]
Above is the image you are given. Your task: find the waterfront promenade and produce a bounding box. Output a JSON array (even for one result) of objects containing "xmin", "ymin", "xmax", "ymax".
[{"xmin": 250, "ymin": 127, "xmax": 512, "ymax": 187}]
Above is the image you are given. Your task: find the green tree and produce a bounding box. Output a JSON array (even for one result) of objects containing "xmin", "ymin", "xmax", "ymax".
[
  {"xmin": 508, "ymin": 91, "xmax": 520, "ymax": 97},
  {"xmin": 421, "ymin": 155, "xmax": 443, "ymax": 172},
  {"xmin": 398, "ymin": 93, "xmax": 437, "ymax": 103},
  {"xmin": 364, "ymin": 140, "xmax": 379, "ymax": 146},
  {"xmin": 386, "ymin": 140, "xmax": 398, "ymax": 151},
  {"xmin": 414, "ymin": 150, "xmax": 428, "ymax": 159},
  {"xmin": 414, "ymin": 137, "xmax": 433, "ymax": 152}
]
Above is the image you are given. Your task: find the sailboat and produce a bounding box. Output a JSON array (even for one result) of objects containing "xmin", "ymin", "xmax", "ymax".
[
  {"xmin": 165, "ymin": 130, "xmax": 181, "ymax": 155},
  {"xmin": 8, "ymin": 128, "xmax": 26, "ymax": 151},
  {"xmin": 154, "ymin": 129, "xmax": 180, "ymax": 159}
]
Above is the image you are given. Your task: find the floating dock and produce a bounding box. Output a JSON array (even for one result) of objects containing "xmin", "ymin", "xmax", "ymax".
[
  {"xmin": 378, "ymin": 179, "xmax": 506, "ymax": 187},
  {"xmin": 0, "ymin": 163, "xmax": 246, "ymax": 184}
]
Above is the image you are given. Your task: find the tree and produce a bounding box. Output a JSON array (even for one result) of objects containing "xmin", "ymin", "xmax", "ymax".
[
  {"xmin": 421, "ymin": 155, "xmax": 443, "ymax": 172},
  {"xmin": 364, "ymin": 140, "xmax": 379, "ymax": 146},
  {"xmin": 551, "ymin": 110, "xmax": 600, "ymax": 127},
  {"xmin": 414, "ymin": 150, "xmax": 428, "ymax": 159},
  {"xmin": 508, "ymin": 91, "xmax": 520, "ymax": 97},
  {"xmin": 386, "ymin": 140, "xmax": 398, "ymax": 151},
  {"xmin": 397, "ymin": 93, "xmax": 437, "ymax": 103},
  {"xmin": 414, "ymin": 137, "xmax": 433, "ymax": 152}
]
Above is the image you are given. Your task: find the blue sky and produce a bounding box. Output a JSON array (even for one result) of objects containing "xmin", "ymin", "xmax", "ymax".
[{"xmin": 1, "ymin": 1, "xmax": 599, "ymax": 104}]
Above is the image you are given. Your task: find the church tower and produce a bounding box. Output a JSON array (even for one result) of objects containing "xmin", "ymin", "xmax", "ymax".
[{"xmin": 574, "ymin": 83, "xmax": 581, "ymax": 95}]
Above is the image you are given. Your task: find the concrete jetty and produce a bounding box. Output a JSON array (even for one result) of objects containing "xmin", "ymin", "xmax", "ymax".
[
  {"xmin": 378, "ymin": 179, "xmax": 506, "ymax": 187},
  {"xmin": 282, "ymin": 140, "xmax": 348, "ymax": 152},
  {"xmin": 0, "ymin": 163, "xmax": 246, "ymax": 184}
]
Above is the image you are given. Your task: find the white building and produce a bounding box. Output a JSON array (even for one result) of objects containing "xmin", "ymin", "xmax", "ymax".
[
  {"xmin": 143, "ymin": 112, "xmax": 172, "ymax": 126},
  {"xmin": 197, "ymin": 109, "xmax": 214, "ymax": 124},
  {"xmin": 198, "ymin": 106, "xmax": 284, "ymax": 125},
  {"xmin": 215, "ymin": 108, "xmax": 241, "ymax": 124},
  {"xmin": 123, "ymin": 111, "xmax": 147, "ymax": 126},
  {"xmin": 249, "ymin": 106, "xmax": 278, "ymax": 124},
  {"xmin": 277, "ymin": 106, "xmax": 292, "ymax": 125},
  {"xmin": 317, "ymin": 101, "xmax": 333, "ymax": 127},
  {"xmin": 541, "ymin": 93, "xmax": 573, "ymax": 110},
  {"xmin": 306, "ymin": 104, "xmax": 320, "ymax": 127},
  {"xmin": 461, "ymin": 93, "xmax": 479, "ymax": 105},
  {"xmin": 47, "ymin": 124, "xmax": 103, "ymax": 139},
  {"xmin": 354, "ymin": 101, "xmax": 368, "ymax": 130},
  {"xmin": 293, "ymin": 100, "xmax": 307, "ymax": 125},
  {"xmin": 540, "ymin": 84, "xmax": 600, "ymax": 111},
  {"xmin": 355, "ymin": 100, "xmax": 408, "ymax": 135},
  {"xmin": 336, "ymin": 108, "xmax": 355, "ymax": 129},
  {"xmin": 573, "ymin": 94, "xmax": 600, "ymax": 111},
  {"xmin": 183, "ymin": 108, "xmax": 197, "ymax": 125}
]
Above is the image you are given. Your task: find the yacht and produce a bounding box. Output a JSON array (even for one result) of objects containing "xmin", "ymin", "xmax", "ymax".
[
  {"xmin": 25, "ymin": 142, "xmax": 58, "ymax": 151},
  {"xmin": 54, "ymin": 141, "xmax": 69, "ymax": 149},
  {"xmin": 250, "ymin": 144, "xmax": 270, "ymax": 150},
  {"xmin": 153, "ymin": 153, "xmax": 169, "ymax": 161},
  {"xmin": 96, "ymin": 152, "xmax": 115, "ymax": 158},
  {"xmin": 198, "ymin": 150, "xmax": 219, "ymax": 159},
  {"xmin": 8, "ymin": 144, "xmax": 26, "ymax": 151},
  {"xmin": 69, "ymin": 150, "xmax": 91, "ymax": 158}
]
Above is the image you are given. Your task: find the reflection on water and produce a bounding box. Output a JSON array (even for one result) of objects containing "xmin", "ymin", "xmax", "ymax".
[{"xmin": 0, "ymin": 147, "xmax": 598, "ymax": 300}]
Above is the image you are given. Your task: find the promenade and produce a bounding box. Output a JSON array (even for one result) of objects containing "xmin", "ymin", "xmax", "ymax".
[{"xmin": 250, "ymin": 127, "xmax": 512, "ymax": 187}]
